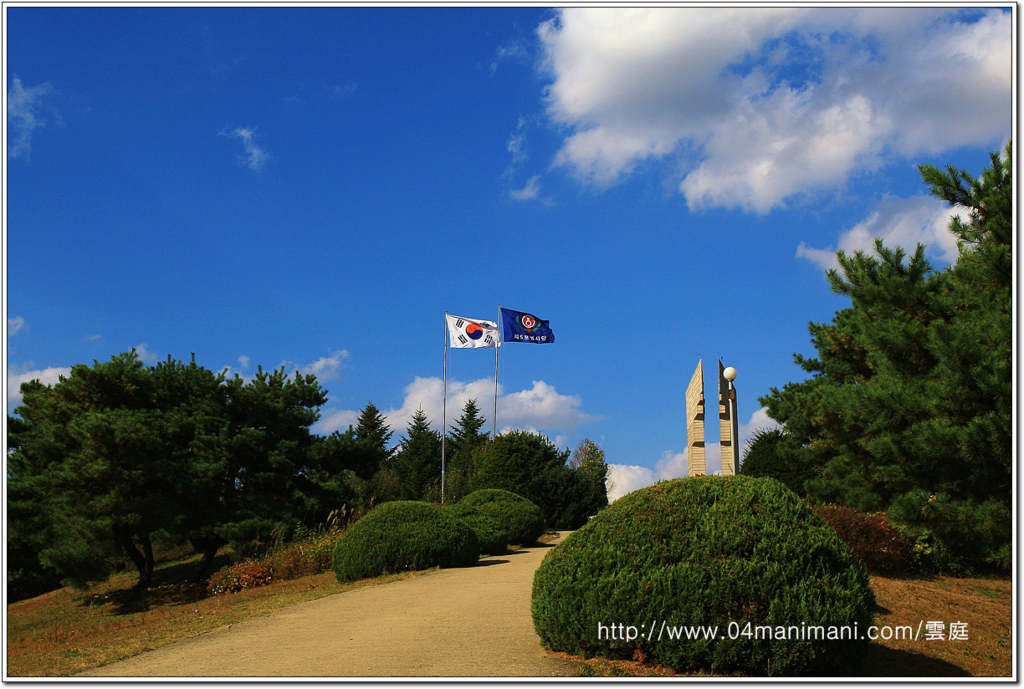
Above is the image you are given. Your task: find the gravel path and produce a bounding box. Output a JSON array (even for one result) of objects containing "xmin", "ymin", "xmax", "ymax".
[{"xmin": 80, "ymin": 533, "xmax": 578, "ymax": 678}]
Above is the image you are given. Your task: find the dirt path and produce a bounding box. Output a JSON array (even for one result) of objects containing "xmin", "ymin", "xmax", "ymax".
[{"xmin": 80, "ymin": 533, "xmax": 577, "ymax": 678}]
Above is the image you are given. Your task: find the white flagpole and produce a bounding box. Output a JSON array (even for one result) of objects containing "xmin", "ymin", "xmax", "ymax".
[
  {"xmin": 442, "ymin": 311, "xmax": 448, "ymax": 504},
  {"xmin": 493, "ymin": 304, "xmax": 500, "ymax": 439}
]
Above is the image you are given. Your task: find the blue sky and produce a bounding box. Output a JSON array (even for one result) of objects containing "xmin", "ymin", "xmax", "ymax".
[{"xmin": 5, "ymin": 6, "xmax": 1012, "ymax": 499}]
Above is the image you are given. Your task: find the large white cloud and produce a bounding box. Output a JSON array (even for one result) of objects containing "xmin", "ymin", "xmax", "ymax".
[
  {"xmin": 797, "ymin": 195, "xmax": 963, "ymax": 271},
  {"xmin": 315, "ymin": 376, "xmax": 594, "ymax": 441},
  {"xmin": 537, "ymin": 8, "xmax": 1010, "ymax": 212}
]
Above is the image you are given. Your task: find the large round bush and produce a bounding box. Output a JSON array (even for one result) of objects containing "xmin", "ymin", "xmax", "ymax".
[
  {"xmin": 444, "ymin": 503, "xmax": 508, "ymax": 556},
  {"xmin": 532, "ymin": 477, "xmax": 875, "ymax": 676},
  {"xmin": 461, "ymin": 489, "xmax": 545, "ymax": 547},
  {"xmin": 332, "ymin": 501, "xmax": 478, "ymax": 582}
]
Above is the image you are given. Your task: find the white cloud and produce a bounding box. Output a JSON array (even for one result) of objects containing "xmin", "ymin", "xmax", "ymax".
[
  {"xmin": 536, "ymin": 8, "xmax": 1010, "ymax": 212},
  {"xmin": 7, "ymin": 365, "xmax": 71, "ymax": 413},
  {"xmin": 607, "ymin": 444, "xmax": 720, "ymax": 502},
  {"xmin": 500, "ymin": 380, "xmax": 594, "ymax": 431},
  {"xmin": 509, "ymin": 175, "xmax": 542, "ymax": 201},
  {"xmin": 606, "ymin": 407, "xmax": 778, "ymax": 501},
  {"xmin": 317, "ymin": 408, "xmax": 361, "ymax": 434},
  {"xmin": 7, "ymin": 317, "xmax": 26, "ymax": 337},
  {"xmin": 295, "ymin": 349, "xmax": 349, "ymax": 381},
  {"xmin": 739, "ymin": 407, "xmax": 780, "ymax": 443},
  {"xmin": 132, "ymin": 343, "xmax": 158, "ymax": 364},
  {"xmin": 223, "ymin": 349, "xmax": 349, "ymax": 383},
  {"xmin": 314, "ymin": 376, "xmax": 594, "ymax": 440},
  {"xmin": 491, "ymin": 31, "xmax": 531, "ymax": 75},
  {"xmin": 7, "ymin": 76, "xmax": 56, "ymax": 159},
  {"xmin": 330, "ymin": 82, "xmax": 357, "ymax": 98},
  {"xmin": 797, "ymin": 195, "xmax": 963, "ymax": 271},
  {"xmin": 507, "ymin": 117, "xmax": 529, "ymax": 168},
  {"xmin": 223, "ymin": 126, "xmax": 270, "ymax": 171}
]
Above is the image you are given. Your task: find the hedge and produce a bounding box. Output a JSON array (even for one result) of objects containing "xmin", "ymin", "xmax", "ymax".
[
  {"xmin": 532, "ymin": 476, "xmax": 875, "ymax": 676},
  {"xmin": 332, "ymin": 501, "xmax": 478, "ymax": 582},
  {"xmin": 461, "ymin": 489, "xmax": 546, "ymax": 547}
]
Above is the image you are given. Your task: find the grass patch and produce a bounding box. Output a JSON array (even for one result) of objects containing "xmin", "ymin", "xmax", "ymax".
[
  {"xmin": 551, "ymin": 573, "xmax": 1012, "ymax": 678},
  {"xmin": 6, "ymin": 550, "xmax": 432, "ymax": 677}
]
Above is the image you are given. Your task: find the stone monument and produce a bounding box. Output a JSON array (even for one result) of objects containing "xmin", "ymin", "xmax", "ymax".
[
  {"xmin": 685, "ymin": 360, "xmax": 706, "ymax": 476},
  {"xmin": 718, "ymin": 359, "xmax": 739, "ymax": 476}
]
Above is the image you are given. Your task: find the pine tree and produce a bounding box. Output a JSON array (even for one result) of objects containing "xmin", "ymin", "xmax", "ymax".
[
  {"xmin": 352, "ymin": 401, "xmax": 394, "ymax": 477},
  {"xmin": 392, "ymin": 408, "xmax": 443, "ymax": 500},
  {"xmin": 7, "ymin": 352, "xmax": 343, "ymax": 589},
  {"xmin": 448, "ymin": 398, "xmax": 488, "ymax": 457},
  {"xmin": 760, "ymin": 142, "xmax": 1012, "ymax": 570},
  {"xmin": 444, "ymin": 398, "xmax": 489, "ymax": 496}
]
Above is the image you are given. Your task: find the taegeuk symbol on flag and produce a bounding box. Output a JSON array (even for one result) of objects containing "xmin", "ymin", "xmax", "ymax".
[{"xmin": 446, "ymin": 314, "xmax": 501, "ymax": 349}]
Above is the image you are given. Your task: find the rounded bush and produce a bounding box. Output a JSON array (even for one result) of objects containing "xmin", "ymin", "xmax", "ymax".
[
  {"xmin": 332, "ymin": 501, "xmax": 479, "ymax": 582},
  {"xmin": 461, "ymin": 489, "xmax": 546, "ymax": 547},
  {"xmin": 445, "ymin": 503, "xmax": 509, "ymax": 556},
  {"xmin": 532, "ymin": 477, "xmax": 875, "ymax": 676}
]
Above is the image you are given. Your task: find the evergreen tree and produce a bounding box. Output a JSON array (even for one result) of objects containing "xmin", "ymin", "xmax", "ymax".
[
  {"xmin": 443, "ymin": 399, "xmax": 490, "ymax": 500},
  {"xmin": 739, "ymin": 428, "xmax": 817, "ymax": 497},
  {"xmin": 7, "ymin": 352, "xmax": 345, "ymax": 589},
  {"xmin": 392, "ymin": 408, "xmax": 443, "ymax": 500},
  {"xmin": 760, "ymin": 142, "xmax": 1012, "ymax": 570},
  {"xmin": 447, "ymin": 399, "xmax": 488, "ymax": 462},
  {"xmin": 352, "ymin": 401, "xmax": 394, "ymax": 478}
]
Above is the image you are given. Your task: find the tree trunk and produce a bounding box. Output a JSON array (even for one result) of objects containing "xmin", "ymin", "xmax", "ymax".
[
  {"xmin": 189, "ymin": 535, "xmax": 226, "ymax": 581},
  {"xmin": 139, "ymin": 532, "xmax": 154, "ymax": 590},
  {"xmin": 116, "ymin": 526, "xmax": 152, "ymax": 590}
]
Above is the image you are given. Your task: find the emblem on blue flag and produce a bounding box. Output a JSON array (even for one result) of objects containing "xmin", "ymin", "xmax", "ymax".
[{"xmin": 500, "ymin": 307, "xmax": 555, "ymax": 344}]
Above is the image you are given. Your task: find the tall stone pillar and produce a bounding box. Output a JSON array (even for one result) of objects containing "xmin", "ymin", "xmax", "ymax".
[
  {"xmin": 718, "ymin": 359, "xmax": 737, "ymax": 476},
  {"xmin": 686, "ymin": 360, "xmax": 706, "ymax": 476}
]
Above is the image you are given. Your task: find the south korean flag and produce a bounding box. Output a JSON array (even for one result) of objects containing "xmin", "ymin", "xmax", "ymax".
[{"xmin": 446, "ymin": 314, "xmax": 501, "ymax": 349}]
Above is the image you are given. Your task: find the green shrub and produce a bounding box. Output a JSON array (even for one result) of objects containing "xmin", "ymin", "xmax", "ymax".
[
  {"xmin": 532, "ymin": 464, "xmax": 608, "ymax": 529},
  {"xmin": 444, "ymin": 503, "xmax": 509, "ymax": 556},
  {"xmin": 887, "ymin": 490, "xmax": 1011, "ymax": 574},
  {"xmin": 473, "ymin": 430, "xmax": 566, "ymax": 499},
  {"xmin": 332, "ymin": 501, "xmax": 479, "ymax": 582},
  {"xmin": 812, "ymin": 505, "xmax": 914, "ymax": 575},
  {"xmin": 532, "ymin": 476, "xmax": 875, "ymax": 676},
  {"xmin": 461, "ymin": 489, "xmax": 546, "ymax": 547}
]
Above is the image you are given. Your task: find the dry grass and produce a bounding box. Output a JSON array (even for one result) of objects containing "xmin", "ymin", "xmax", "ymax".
[
  {"xmin": 851, "ymin": 574, "xmax": 1012, "ymax": 677},
  {"xmin": 549, "ymin": 573, "xmax": 1012, "ymax": 678},
  {"xmin": 6, "ymin": 554, "xmax": 433, "ymax": 678}
]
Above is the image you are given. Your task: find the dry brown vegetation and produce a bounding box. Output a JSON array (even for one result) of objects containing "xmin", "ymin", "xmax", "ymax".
[
  {"xmin": 6, "ymin": 554, "xmax": 432, "ymax": 678},
  {"xmin": 550, "ymin": 573, "xmax": 1012, "ymax": 678}
]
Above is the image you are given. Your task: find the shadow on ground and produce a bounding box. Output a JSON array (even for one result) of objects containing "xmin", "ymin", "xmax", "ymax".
[
  {"xmin": 841, "ymin": 645, "xmax": 972, "ymax": 677},
  {"xmin": 78, "ymin": 552, "xmax": 232, "ymax": 615}
]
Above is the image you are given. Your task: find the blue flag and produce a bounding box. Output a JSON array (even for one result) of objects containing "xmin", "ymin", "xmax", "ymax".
[{"xmin": 501, "ymin": 307, "xmax": 555, "ymax": 344}]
